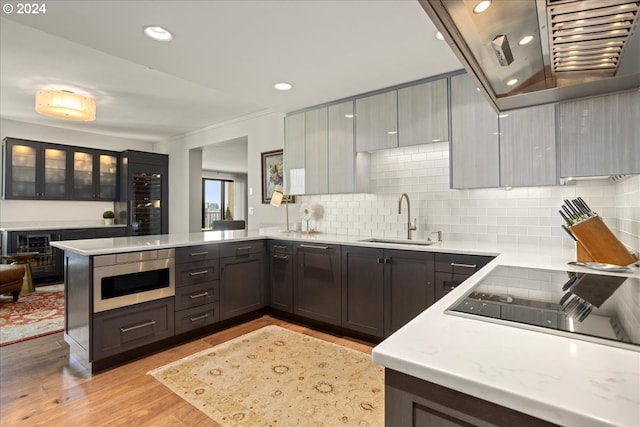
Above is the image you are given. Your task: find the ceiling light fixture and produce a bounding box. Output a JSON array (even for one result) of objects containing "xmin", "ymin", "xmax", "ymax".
[
  {"xmin": 507, "ymin": 79, "xmax": 518, "ymax": 86},
  {"xmin": 273, "ymin": 82, "xmax": 293, "ymax": 91},
  {"xmin": 144, "ymin": 25, "xmax": 173, "ymax": 41},
  {"xmin": 35, "ymin": 90, "xmax": 96, "ymax": 121},
  {"xmin": 473, "ymin": 0, "xmax": 492, "ymax": 14},
  {"xmin": 519, "ymin": 35, "xmax": 534, "ymax": 45},
  {"xmin": 435, "ymin": 31, "xmax": 445, "ymax": 41}
]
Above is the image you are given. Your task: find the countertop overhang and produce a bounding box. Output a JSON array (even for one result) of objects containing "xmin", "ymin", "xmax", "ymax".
[{"xmin": 49, "ymin": 228, "xmax": 640, "ymax": 427}]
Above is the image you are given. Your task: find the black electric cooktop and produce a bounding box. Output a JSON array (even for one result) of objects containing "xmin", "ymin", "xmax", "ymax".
[{"xmin": 446, "ymin": 265, "xmax": 640, "ymax": 351}]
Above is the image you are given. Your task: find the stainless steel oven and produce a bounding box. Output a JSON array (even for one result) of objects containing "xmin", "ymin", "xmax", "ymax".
[{"xmin": 93, "ymin": 249, "xmax": 175, "ymax": 312}]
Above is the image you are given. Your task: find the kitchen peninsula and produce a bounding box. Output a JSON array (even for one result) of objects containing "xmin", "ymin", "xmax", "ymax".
[{"xmin": 51, "ymin": 230, "xmax": 640, "ymax": 427}]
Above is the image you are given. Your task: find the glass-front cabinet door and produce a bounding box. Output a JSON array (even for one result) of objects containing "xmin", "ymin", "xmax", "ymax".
[
  {"xmin": 72, "ymin": 150, "xmax": 95, "ymax": 199},
  {"xmin": 98, "ymin": 153, "xmax": 118, "ymax": 200},
  {"xmin": 43, "ymin": 147, "xmax": 67, "ymax": 199},
  {"xmin": 7, "ymin": 141, "xmax": 38, "ymax": 198}
]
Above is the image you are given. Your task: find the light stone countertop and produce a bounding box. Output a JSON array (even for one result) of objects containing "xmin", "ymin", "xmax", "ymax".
[{"xmin": 49, "ymin": 228, "xmax": 640, "ymax": 426}]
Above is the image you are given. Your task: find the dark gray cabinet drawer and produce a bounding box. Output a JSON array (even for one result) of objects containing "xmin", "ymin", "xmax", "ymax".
[
  {"xmin": 175, "ymin": 280, "xmax": 218, "ymax": 311},
  {"xmin": 175, "ymin": 303, "xmax": 219, "ymax": 335},
  {"xmin": 175, "ymin": 259, "xmax": 219, "ymax": 286},
  {"xmin": 175, "ymin": 244, "xmax": 219, "ymax": 264},
  {"xmin": 434, "ymin": 253, "xmax": 493, "ymax": 274},
  {"xmin": 92, "ymin": 298, "xmax": 174, "ymax": 360},
  {"xmin": 95, "ymin": 227, "xmax": 127, "ymax": 238},
  {"xmin": 219, "ymin": 240, "xmax": 264, "ymax": 258}
]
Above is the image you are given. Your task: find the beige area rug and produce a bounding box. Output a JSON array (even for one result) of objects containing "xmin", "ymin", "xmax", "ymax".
[{"xmin": 148, "ymin": 325, "xmax": 384, "ymax": 426}]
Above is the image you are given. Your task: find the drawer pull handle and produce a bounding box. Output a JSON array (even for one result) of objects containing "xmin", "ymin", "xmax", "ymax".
[
  {"xmin": 190, "ymin": 251, "xmax": 209, "ymax": 257},
  {"xmin": 236, "ymin": 246, "xmax": 252, "ymax": 251},
  {"xmin": 190, "ymin": 314, "xmax": 209, "ymax": 322},
  {"xmin": 273, "ymin": 245, "xmax": 288, "ymax": 250},
  {"xmin": 273, "ymin": 255, "xmax": 288, "ymax": 260},
  {"xmin": 189, "ymin": 270, "xmax": 210, "ymax": 276},
  {"xmin": 189, "ymin": 292, "xmax": 209, "ymax": 299},
  {"xmin": 299, "ymin": 244, "xmax": 329, "ymax": 250},
  {"xmin": 450, "ymin": 262, "xmax": 477, "ymax": 269},
  {"xmin": 120, "ymin": 320, "xmax": 156, "ymax": 333}
]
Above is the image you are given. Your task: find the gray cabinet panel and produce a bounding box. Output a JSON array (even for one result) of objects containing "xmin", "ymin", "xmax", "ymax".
[
  {"xmin": 175, "ymin": 303, "xmax": 219, "ymax": 335},
  {"xmin": 305, "ymin": 107, "xmax": 329, "ymax": 194},
  {"xmin": 269, "ymin": 241, "xmax": 294, "ymax": 313},
  {"xmin": 294, "ymin": 243, "xmax": 342, "ymax": 326},
  {"xmin": 284, "ymin": 112, "xmax": 306, "ymax": 195},
  {"xmin": 341, "ymin": 246, "xmax": 384, "ymax": 337},
  {"xmin": 499, "ymin": 104, "xmax": 557, "ymax": 187},
  {"xmin": 219, "ymin": 251, "xmax": 265, "ymax": 320},
  {"xmin": 175, "ymin": 244, "xmax": 218, "ymax": 263},
  {"xmin": 356, "ymin": 91, "xmax": 398, "ymax": 151},
  {"xmin": 398, "ymin": 79, "xmax": 449, "ymax": 146},
  {"xmin": 175, "ymin": 259, "xmax": 219, "ymax": 287},
  {"xmin": 92, "ymin": 298, "xmax": 174, "ymax": 360},
  {"xmin": 559, "ymin": 90, "xmax": 640, "ymax": 177},
  {"xmin": 219, "ymin": 240, "xmax": 263, "ymax": 258},
  {"xmin": 174, "ymin": 280, "xmax": 218, "ymax": 311},
  {"xmin": 450, "ymin": 74, "xmax": 500, "ymax": 189},
  {"xmin": 328, "ymin": 101, "xmax": 356, "ymax": 193}
]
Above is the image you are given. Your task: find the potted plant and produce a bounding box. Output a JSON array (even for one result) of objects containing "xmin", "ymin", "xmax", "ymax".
[{"xmin": 102, "ymin": 210, "xmax": 115, "ymax": 225}]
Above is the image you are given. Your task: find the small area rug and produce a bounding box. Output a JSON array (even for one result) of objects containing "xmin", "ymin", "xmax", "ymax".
[
  {"xmin": 148, "ymin": 325, "xmax": 384, "ymax": 426},
  {"xmin": 0, "ymin": 284, "xmax": 64, "ymax": 347}
]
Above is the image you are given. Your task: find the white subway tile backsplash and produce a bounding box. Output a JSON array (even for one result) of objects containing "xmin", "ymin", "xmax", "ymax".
[{"xmin": 296, "ymin": 143, "xmax": 639, "ymax": 253}]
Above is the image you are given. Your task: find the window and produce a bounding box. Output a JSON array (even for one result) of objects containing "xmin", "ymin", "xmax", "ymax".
[{"xmin": 202, "ymin": 178, "xmax": 234, "ymax": 230}]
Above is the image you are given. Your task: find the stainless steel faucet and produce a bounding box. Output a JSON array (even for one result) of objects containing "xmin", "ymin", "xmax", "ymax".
[{"xmin": 398, "ymin": 193, "xmax": 417, "ymax": 240}]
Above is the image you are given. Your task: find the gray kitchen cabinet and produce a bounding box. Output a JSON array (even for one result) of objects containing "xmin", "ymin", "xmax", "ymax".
[
  {"xmin": 304, "ymin": 107, "xmax": 329, "ymax": 194},
  {"xmin": 328, "ymin": 101, "xmax": 356, "ymax": 193},
  {"xmin": 499, "ymin": 104, "xmax": 557, "ymax": 187},
  {"xmin": 434, "ymin": 253, "xmax": 493, "ymax": 301},
  {"xmin": 356, "ymin": 91, "xmax": 398, "ymax": 151},
  {"xmin": 269, "ymin": 240, "xmax": 294, "ymax": 313},
  {"xmin": 450, "ymin": 73, "xmax": 500, "ymax": 189},
  {"xmin": 398, "ymin": 78, "xmax": 449, "ymax": 146},
  {"xmin": 385, "ymin": 369, "xmax": 556, "ymax": 427},
  {"xmin": 174, "ymin": 245, "xmax": 219, "ymax": 334},
  {"xmin": 294, "ymin": 242, "xmax": 342, "ymax": 326},
  {"xmin": 92, "ymin": 297, "xmax": 174, "ymax": 360},
  {"xmin": 558, "ymin": 90, "xmax": 640, "ymax": 177},
  {"xmin": 219, "ymin": 241, "xmax": 265, "ymax": 320},
  {"xmin": 385, "ymin": 249, "xmax": 435, "ymax": 336},
  {"xmin": 341, "ymin": 246, "xmax": 385, "ymax": 338},
  {"xmin": 283, "ymin": 112, "xmax": 305, "ymax": 195}
]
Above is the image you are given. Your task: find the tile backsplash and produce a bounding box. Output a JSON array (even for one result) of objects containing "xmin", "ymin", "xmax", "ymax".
[{"xmin": 298, "ymin": 142, "xmax": 639, "ymax": 252}]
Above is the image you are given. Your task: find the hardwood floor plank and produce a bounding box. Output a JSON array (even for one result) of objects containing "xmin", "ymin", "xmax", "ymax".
[{"xmin": 0, "ymin": 315, "xmax": 374, "ymax": 426}]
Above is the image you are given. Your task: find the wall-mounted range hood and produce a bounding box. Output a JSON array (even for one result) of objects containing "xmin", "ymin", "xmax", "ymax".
[{"xmin": 420, "ymin": 0, "xmax": 640, "ymax": 112}]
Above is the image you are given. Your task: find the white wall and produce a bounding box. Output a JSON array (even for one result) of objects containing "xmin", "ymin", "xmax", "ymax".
[
  {"xmin": 297, "ymin": 142, "xmax": 640, "ymax": 253},
  {"xmin": 0, "ymin": 118, "xmax": 153, "ymax": 223},
  {"xmin": 156, "ymin": 111, "xmax": 287, "ymax": 234}
]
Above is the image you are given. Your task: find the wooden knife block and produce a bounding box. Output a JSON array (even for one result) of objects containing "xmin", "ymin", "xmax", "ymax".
[{"xmin": 570, "ymin": 216, "xmax": 638, "ymax": 266}]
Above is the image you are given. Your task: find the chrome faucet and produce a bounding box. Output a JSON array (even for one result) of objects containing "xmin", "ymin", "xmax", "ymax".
[{"xmin": 398, "ymin": 193, "xmax": 417, "ymax": 240}]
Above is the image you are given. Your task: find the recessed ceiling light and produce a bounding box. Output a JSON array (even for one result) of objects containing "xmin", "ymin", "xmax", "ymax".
[
  {"xmin": 273, "ymin": 82, "xmax": 293, "ymax": 91},
  {"xmin": 435, "ymin": 31, "xmax": 444, "ymax": 41},
  {"xmin": 519, "ymin": 35, "xmax": 533, "ymax": 45},
  {"xmin": 387, "ymin": 131, "xmax": 397, "ymax": 135},
  {"xmin": 507, "ymin": 79, "xmax": 518, "ymax": 86},
  {"xmin": 345, "ymin": 114, "xmax": 355, "ymax": 119},
  {"xmin": 144, "ymin": 25, "xmax": 173, "ymax": 42},
  {"xmin": 498, "ymin": 113, "xmax": 509, "ymax": 118},
  {"xmin": 473, "ymin": 0, "xmax": 491, "ymax": 14}
]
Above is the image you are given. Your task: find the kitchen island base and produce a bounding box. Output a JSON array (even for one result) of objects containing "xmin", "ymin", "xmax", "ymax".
[{"xmin": 385, "ymin": 369, "xmax": 558, "ymax": 427}]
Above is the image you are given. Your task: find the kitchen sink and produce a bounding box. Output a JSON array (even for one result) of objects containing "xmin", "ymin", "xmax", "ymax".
[{"xmin": 358, "ymin": 238, "xmax": 436, "ymax": 246}]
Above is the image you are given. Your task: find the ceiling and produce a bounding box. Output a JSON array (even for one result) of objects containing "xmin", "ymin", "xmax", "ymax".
[{"xmin": 0, "ymin": 0, "xmax": 462, "ymax": 171}]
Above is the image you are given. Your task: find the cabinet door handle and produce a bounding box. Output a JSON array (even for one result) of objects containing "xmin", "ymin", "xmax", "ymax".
[
  {"xmin": 450, "ymin": 262, "xmax": 477, "ymax": 269},
  {"xmin": 189, "ymin": 292, "xmax": 209, "ymax": 299},
  {"xmin": 273, "ymin": 254, "xmax": 288, "ymax": 260},
  {"xmin": 190, "ymin": 251, "xmax": 209, "ymax": 257},
  {"xmin": 273, "ymin": 245, "xmax": 288, "ymax": 250},
  {"xmin": 189, "ymin": 270, "xmax": 209, "ymax": 276},
  {"xmin": 299, "ymin": 244, "xmax": 329, "ymax": 250},
  {"xmin": 189, "ymin": 314, "xmax": 209, "ymax": 322},
  {"xmin": 120, "ymin": 320, "xmax": 156, "ymax": 333}
]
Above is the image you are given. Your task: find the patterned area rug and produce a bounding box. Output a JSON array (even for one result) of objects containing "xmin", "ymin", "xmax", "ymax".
[
  {"xmin": 0, "ymin": 284, "xmax": 64, "ymax": 347},
  {"xmin": 148, "ymin": 325, "xmax": 385, "ymax": 426}
]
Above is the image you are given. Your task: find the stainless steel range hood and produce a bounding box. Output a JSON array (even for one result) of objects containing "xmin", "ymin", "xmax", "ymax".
[{"xmin": 420, "ymin": 0, "xmax": 640, "ymax": 112}]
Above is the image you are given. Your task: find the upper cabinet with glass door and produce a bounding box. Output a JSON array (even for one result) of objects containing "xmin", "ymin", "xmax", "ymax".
[
  {"xmin": 3, "ymin": 138, "xmax": 68, "ymax": 200},
  {"xmin": 2, "ymin": 137, "xmax": 119, "ymax": 201}
]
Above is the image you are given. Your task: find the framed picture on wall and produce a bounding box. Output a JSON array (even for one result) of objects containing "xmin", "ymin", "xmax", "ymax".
[{"xmin": 261, "ymin": 149, "xmax": 284, "ymax": 203}]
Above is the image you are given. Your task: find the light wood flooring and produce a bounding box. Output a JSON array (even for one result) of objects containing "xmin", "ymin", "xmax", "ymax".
[{"xmin": 0, "ymin": 315, "xmax": 374, "ymax": 426}]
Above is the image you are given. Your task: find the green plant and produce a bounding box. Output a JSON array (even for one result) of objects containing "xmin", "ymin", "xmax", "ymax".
[{"xmin": 102, "ymin": 210, "xmax": 115, "ymax": 219}]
